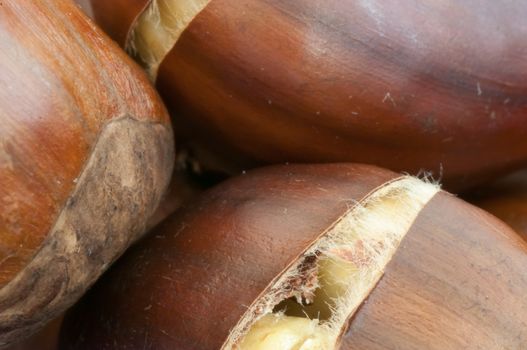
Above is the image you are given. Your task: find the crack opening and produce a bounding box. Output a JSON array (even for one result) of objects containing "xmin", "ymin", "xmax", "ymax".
[{"xmin": 224, "ymin": 176, "xmax": 440, "ymax": 350}]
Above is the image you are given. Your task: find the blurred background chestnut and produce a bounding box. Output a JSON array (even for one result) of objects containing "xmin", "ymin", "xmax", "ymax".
[
  {"xmin": 466, "ymin": 169, "xmax": 527, "ymax": 242},
  {"xmin": 77, "ymin": 0, "xmax": 527, "ymax": 191},
  {"xmin": 59, "ymin": 164, "xmax": 527, "ymax": 349},
  {"xmin": 0, "ymin": 0, "xmax": 174, "ymax": 346}
]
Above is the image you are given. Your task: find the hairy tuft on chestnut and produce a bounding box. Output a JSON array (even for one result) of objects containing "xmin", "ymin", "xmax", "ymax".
[{"xmin": 59, "ymin": 164, "xmax": 527, "ymax": 349}]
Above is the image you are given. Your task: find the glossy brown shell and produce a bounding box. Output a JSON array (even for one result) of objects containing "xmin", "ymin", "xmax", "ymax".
[
  {"xmin": 75, "ymin": 0, "xmax": 150, "ymax": 47},
  {"xmin": 59, "ymin": 164, "xmax": 527, "ymax": 349},
  {"xmin": 77, "ymin": 0, "xmax": 527, "ymax": 190},
  {"xmin": 0, "ymin": 0, "xmax": 174, "ymax": 346},
  {"xmin": 160, "ymin": 0, "xmax": 527, "ymax": 191}
]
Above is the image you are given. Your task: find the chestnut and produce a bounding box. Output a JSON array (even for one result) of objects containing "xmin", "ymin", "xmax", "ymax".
[
  {"xmin": 59, "ymin": 164, "xmax": 527, "ymax": 349},
  {"xmin": 0, "ymin": 0, "xmax": 173, "ymax": 346},
  {"xmin": 77, "ymin": 0, "xmax": 527, "ymax": 190},
  {"xmin": 467, "ymin": 170, "xmax": 527, "ymax": 242}
]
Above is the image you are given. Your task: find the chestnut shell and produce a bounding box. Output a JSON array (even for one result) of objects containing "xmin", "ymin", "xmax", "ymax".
[{"xmin": 59, "ymin": 164, "xmax": 527, "ymax": 349}]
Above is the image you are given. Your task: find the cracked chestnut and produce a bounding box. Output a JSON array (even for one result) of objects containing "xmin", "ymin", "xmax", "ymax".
[
  {"xmin": 59, "ymin": 164, "xmax": 527, "ymax": 349},
  {"xmin": 78, "ymin": 0, "xmax": 527, "ymax": 190}
]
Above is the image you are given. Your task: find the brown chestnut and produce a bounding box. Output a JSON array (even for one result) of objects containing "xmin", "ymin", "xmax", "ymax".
[
  {"xmin": 78, "ymin": 0, "xmax": 527, "ymax": 190},
  {"xmin": 467, "ymin": 169, "xmax": 527, "ymax": 242},
  {"xmin": 59, "ymin": 164, "xmax": 527, "ymax": 349},
  {"xmin": 0, "ymin": 0, "xmax": 174, "ymax": 346}
]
